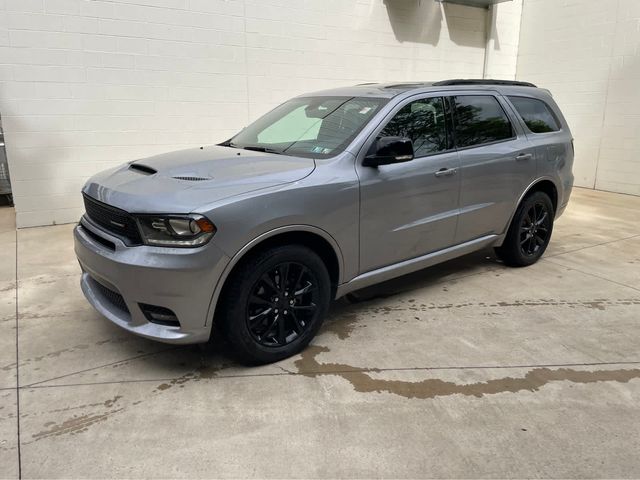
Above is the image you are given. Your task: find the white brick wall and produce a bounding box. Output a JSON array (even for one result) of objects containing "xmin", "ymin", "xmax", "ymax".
[
  {"xmin": 1, "ymin": 0, "xmax": 495, "ymax": 227},
  {"xmin": 484, "ymin": 0, "xmax": 522, "ymax": 79},
  {"xmin": 9, "ymin": 0, "xmax": 634, "ymax": 224},
  {"xmin": 517, "ymin": 0, "xmax": 640, "ymax": 195}
]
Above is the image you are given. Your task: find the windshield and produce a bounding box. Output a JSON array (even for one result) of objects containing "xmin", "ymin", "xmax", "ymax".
[{"xmin": 227, "ymin": 96, "xmax": 388, "ymax": 158}]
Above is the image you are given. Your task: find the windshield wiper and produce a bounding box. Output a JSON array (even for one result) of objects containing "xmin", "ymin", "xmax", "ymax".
[
  {"xmin": 225, "ymin": 141, "xmax": 283, "ymax": 154},
  {"xmin": 238, "ymin": 145, "xmax": 283, "ymax": 154}
]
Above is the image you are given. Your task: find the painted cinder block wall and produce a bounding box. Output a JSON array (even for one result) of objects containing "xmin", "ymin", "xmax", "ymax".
[
  {"xmin": 0, "ymin": 0, "xmax": 501, "ymax": 228},
  {"xmin": 517, "ymin": 0, "xmax": 640, "ymax": 195},
  {"xmin": 0, "ymin": 0, "xmax": 496, "ymax": 227},
  {"xmin": 3, "ymin": 0, "xmax": 639, "ymax": 227}
]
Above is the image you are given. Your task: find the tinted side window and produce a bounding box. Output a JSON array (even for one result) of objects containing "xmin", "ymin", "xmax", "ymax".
[
  {"xmin": 380, "ymin": 97, "xmax": 447, "ymax": 157},
  {"xmin": 453, "ymin": 95, "xmax": 513, "ymax": 148},
  {"xmin": 508, "ymin": 96, "xmax": 560, "ymax": 133}
]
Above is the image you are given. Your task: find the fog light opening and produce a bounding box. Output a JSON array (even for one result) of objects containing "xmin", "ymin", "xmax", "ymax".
[{"xmin": 139, "ymin": 304, "xmax": 180, "ymax": 327}]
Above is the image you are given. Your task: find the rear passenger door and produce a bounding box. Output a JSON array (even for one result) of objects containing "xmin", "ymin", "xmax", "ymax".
[
  {"xmin": 507, "ymin": 95, "xmax": 571, "ymax": 188},
  {"xmin": 451, "ymin": 93, "xmax": 536, "ymax": 243}
]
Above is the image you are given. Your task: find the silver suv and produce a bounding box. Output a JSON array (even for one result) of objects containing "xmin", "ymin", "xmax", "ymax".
[{"xmin": 74, "ymin": 79, "xmax": 574, "ymax": 363}]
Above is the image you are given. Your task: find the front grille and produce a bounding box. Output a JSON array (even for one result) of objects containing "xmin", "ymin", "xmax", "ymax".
[
  {"xmin": 88, "ymin": 276, "xmax": 130, "ymax": 316},
  {"xmin": 80, "ymin": 224, "xmax": 116, "ymax": 251},
  {"xmin": 83, "ymin": 193, "xmax": 142, "ymax": 246}
]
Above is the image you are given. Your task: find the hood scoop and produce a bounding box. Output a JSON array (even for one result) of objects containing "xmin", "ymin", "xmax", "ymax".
[
  {"xmin": 172, "ymin": 175, "xmax": 212, "ymax": 181},
  {"xmin": 129, "ymin": 162, "xmax": 211, "ymax": 181},
  {"xmin": 129, "ymin": 163, "xmax": 157, "ymax": 175}
]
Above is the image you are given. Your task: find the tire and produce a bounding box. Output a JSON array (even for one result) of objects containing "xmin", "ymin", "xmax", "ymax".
[
  {"xmin": 495, "ymin": 191, "xmax": 554, "ymax": 267},
  {"xmin": 218, "ymin": 245, "xmax": 331, "ymax": 365}
]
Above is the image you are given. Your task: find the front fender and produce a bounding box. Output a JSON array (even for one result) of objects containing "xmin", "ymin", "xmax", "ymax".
[{"xmin": 204, "ymin": 224, "xmax": 345, "ymax": 327}]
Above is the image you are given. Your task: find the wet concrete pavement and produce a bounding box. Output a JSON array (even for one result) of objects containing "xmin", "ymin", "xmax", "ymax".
[{"xmin": 1, "ymin": 187, "xmax": 639, "ymax": 478}]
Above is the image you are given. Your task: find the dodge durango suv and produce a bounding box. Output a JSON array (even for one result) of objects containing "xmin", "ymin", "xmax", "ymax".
[{"xmin": 74, "ymin": 79, "xmax": 574, "ymax": 364}]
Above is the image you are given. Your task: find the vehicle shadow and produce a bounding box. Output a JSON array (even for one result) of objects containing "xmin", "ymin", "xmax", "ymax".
[
  {"xmin": 215, "ymin": 246, "xmax": 503, "ymax": 361},
  {"xmin": 108, "ymin": 247, "xmax": 504, "ymax": 375},
  {"xmin": 332, "ymin": 246, "xmax": 501, "ymax": 305}
]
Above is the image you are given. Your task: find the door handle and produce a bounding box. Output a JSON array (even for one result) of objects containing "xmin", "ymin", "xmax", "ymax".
[
  {"xmin": 516, "ymin": 153, "xmax": 532, "ymax": 161},
  {"xmin": 434, "ymin": 168, "xmax": 457, "ymax": 178}
]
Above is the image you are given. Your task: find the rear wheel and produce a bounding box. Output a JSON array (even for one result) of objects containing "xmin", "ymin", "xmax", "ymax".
[
  {"xmin": 219, "ymin": 245, "xmax": 331, "ymax": 364},
  {"xmin": 495, "ymin": 191, "xmax": 554, "ymax": 267}
]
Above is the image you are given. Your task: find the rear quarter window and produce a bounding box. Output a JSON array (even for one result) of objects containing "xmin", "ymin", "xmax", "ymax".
[{"xmin": 508, "ymin": 96, "xmax": 561, "ymax": 133}]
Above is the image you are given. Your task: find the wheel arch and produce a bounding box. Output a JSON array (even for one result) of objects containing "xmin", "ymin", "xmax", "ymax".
[
  {"xmin": 527, "ymin": 178, "xmax": 558, "ymax": 213},
  {"xmin": 205, "ymin": 225, "xmax": 344, "ymax": 329},
  {"xmin": 495, "ymin": 177, "xmax": 560, "ymax": 247}
]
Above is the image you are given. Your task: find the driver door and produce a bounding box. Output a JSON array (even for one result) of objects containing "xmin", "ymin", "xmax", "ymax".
[{"xmin": 356, "ymin": 95, "xmax": 461, "ymax": 273}]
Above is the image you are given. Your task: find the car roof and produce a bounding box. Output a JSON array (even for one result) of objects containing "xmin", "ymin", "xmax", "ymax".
[{"xmin": 302, "ymin": 79, "xmax": 544, "ymax": 99}]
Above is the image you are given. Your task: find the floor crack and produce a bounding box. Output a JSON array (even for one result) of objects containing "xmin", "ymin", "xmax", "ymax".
[
  {"xmin": 545, "ymin": 232, "xmax": 640, "ymax": 258},
  {"xmin": 543, "ymin": 258, "xmax": 640, "ymax": 293},
  {"xmin": 14, "ymin": 229, "xmax": 22, "ymax": 479}
]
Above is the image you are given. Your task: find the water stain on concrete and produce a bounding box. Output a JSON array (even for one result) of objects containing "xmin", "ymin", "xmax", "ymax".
[
  {"xmin": 0, "ymin": 361, "xmax": 16, "ymax": 372},
  {"xmin": 1, "ymin": 338, "xmax": 147, "ymax": 373},
  {"xmin": 29, "ymin": 361, "xmax": 228, "ymax": 442},
  {"xmin": 104, "ymin": 395, "xmax": 122, "ymax": 408},
  {"xmin": 294, "ymin": 345, "xmax": 640, "ymax": 400},
  {"xmin": 367, "ymin": 298, "xmax": 640, "ymax": 315},
  {"xmin": 322, "ymin": 313, "xmax": 359, "ymax": 340},
  {"xmin": 0, "ymin": 281, "xmax": 16, "ymax": 292},
  {"xmin": 1, "ymin": 346, "xmax": 91, "ymax": 371},
  {"xmin": 18, "ymin": 309, "xmax": 87, "ymax": 320},
  {"xmin": 32, "ymin": 408, "xmax": 124, "ymax": 441},
  {"xmin": 22, "ymin": 275, "xmax": 66, "ymax": 286},
  {"xmin": 25, "ymin": 343, "xmax": 235, "ymax": 439},
  {"xmin": 153, "ymin": 363, "xmax": 228, "ymax": 393},
  {"xmin": 26, "ymin": 397, "xmax": 124, "ymax": 418},
  {"xmin": 31, "ymin": 396, "xmax": 125, "ymax": 441}
]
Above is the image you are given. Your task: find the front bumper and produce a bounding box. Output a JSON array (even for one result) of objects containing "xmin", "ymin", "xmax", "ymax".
[{"xmin": 74, "ymin": 217, "xmax": 230, "ymax": 344}]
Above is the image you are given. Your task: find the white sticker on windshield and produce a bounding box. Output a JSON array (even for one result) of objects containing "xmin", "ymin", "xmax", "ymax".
[
  {"xmin": 311, "ymin": 146, "xmax": 332, "ymax": 154},
  {"xmin": 359, "ymin": 107, "xmax": 372, "ymax": 114}
]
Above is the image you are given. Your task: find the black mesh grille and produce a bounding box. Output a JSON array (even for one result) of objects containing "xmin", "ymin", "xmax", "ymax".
[
  {"xmin": 83, "ymin": 193, "xmax": 142, "ymax": 245},
  {"xmin": 89, "ymin": 276, "xmax": 130, "ymax": 316},
  {"xmin": 80, "ymin": 224, "xmax": 116, "ymax": 250}
]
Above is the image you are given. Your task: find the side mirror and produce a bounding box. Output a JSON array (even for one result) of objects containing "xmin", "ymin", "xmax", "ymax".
[{"xmin": 363, "ymin": 136, "xmax": 414, "ymax": 167}]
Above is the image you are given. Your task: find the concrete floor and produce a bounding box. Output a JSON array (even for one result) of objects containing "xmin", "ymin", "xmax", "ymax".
[{"xmin": 1, "ymin": 187, "xmax": 640, "ymax": 478}]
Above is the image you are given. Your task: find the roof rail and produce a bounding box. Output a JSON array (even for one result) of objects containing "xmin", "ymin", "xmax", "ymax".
[
  {"xmin": 383, "ymin": 82, "xmax": 431, "ymax": 89},
  {"xmin": 432, "ymin": 79, "xmax": 537, "ymax": 87}
]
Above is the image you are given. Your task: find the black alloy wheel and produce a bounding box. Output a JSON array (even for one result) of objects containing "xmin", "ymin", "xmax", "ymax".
[
  {"xmin": 519, "ymin": 201, "xmax": 551, "ymax": 257},
  {"xmin": 495, "ymin": 190, "xmax": 555, "ymax": 267},
  {"xmin": 247, "ymin": 262, "xmax": 319, "ymax": 347},
  {"xmin": 219, "ymin": 244, "xmax": 331, "ymax": 364}
]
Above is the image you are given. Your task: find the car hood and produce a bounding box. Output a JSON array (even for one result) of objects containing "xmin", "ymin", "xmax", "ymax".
[{"xmin": 82, "ymin": 145, "xmax": 315, "ymax": 213}]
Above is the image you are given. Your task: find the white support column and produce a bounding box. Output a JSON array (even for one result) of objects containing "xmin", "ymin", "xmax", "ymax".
[{"xmin": 483, "ymin": 0, "xmax": 523, "ymax": 80}]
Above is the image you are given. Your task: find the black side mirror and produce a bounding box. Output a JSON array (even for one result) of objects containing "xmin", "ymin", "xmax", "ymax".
[{"xmin": 363, "ymin": 136, "xmax": 414, "ymax": 167}]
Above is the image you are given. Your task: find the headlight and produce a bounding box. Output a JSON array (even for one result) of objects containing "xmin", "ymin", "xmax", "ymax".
[{"xmin": 135, "ymin": 214, "xmax": 216, "ymax": 247}]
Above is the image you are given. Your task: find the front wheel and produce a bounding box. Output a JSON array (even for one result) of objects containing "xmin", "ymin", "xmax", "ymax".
[
  {"xmin": 219, "ymin": 245, "xmax": 331, "ymax": 364},
  {"xmin": 495, "ymin": 191, "xmax": 554, "ymax": 267}
]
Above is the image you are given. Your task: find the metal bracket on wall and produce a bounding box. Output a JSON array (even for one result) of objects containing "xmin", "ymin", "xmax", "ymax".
[{"xmin": 434, "ymin": 0, "xmax": 511, "ymax": 8}]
